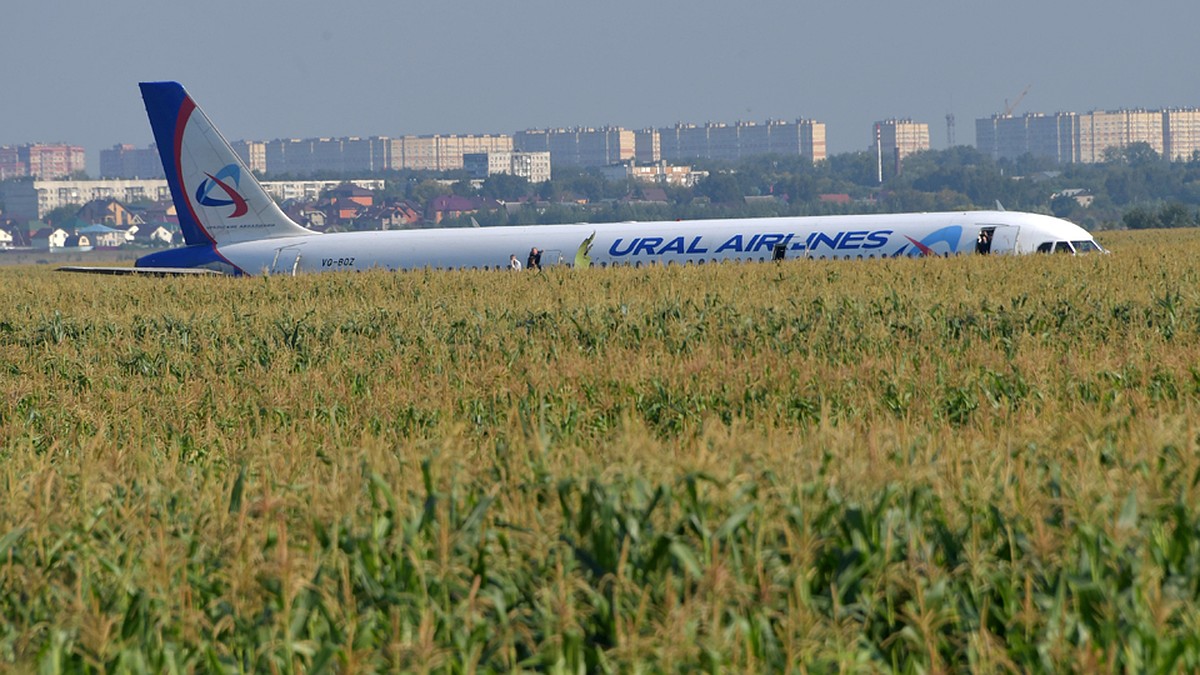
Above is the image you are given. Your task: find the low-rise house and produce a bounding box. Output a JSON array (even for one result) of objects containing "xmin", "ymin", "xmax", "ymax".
[
  {"xmin": 77, "ymin": 223, "xmax": 126, "ymax": 248},
  {"xmin": 133, "ymin": 223, "xmax": 174, "ymax": 246},
  {"xmin": 112, "ymin": 222, "xmax": 140, "ymax": 242},
  {"xmin": 64, "ymin": 233, "xmax": 93, "ymax": 250},
  {"xmin": 129, "ymin": 202, "xmax": 178, "ymax": 228},
  {"xmin": 427, "ymin": 195, "xmax": 500, "ymax": 224},
  {"xmin": 1051, "ymin": 188, "xmax": 1094, "ymax": 208},
  {"xmin": 282, "ymin": 202, "xmax": 329, "ymax": 231},
  {"xmin": 328, "ymin": 183, "xmax": 374, "ymax": 208},
  {"xmin": 33, "ymin": 227, "xmax": 70, "ymax": 250},
  {"xmin": 621, "ymin": 187, "xmax": 669, "ymax": 204},
  {"xmin": 378, "ymin": 202, "xmax": 422, "ymax": 229},
  {"xmin": 77, "ymin": 198, "xmax": 145, "ymax": 228}
]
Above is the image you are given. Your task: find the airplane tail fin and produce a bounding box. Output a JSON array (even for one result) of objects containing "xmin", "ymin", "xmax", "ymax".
[{"xmin": 140, "ymin": 81, "xmax": 314, "ymax": 247}]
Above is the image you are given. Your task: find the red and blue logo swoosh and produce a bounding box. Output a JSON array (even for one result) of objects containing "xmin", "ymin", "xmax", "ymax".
[
  {"xmin": 195, "ymin": 163, "xmax": 248, "ymax": 218},
  {"xmin": 901, "ymin": 225, "xmax": 962, "ymax": 256}
]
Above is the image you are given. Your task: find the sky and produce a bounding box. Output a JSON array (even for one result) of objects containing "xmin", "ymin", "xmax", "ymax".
[{"xmin": 4, "ymin": 0, "xmax": 1200, "ymax": 175}]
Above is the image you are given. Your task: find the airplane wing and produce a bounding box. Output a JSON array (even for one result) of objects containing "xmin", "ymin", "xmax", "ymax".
[{"xmin": 56, "ymin": 266, "xmax": 220, "ymax": 276}]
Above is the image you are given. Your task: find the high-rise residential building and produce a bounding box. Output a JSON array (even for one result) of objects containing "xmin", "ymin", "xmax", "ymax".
[
  {"xmin": 258, "ymin": 136, "xmax": 403, "ymax": 175},
  {"xmin": 99, "ymin": 144, "xmax": 165, "ymax": 179},
  {"xmin": 874, "ymin": 119, "xmax": 930, "ymax": 170},
  {"xmin": 657, "ymin": 119, "xmax": 826, "ymax": 164},
  {"xmin": 1163, "ymin": 109, "xmax": 1200, "ymax": 161},
  {"xmin": 0, "ymin": 146, "xmax": 22, "ymax": 181},
  {"xmin": 513, "ymin": 127, "xmax": 635, "ymax": 168},
  {"xmin": 977, "ymin": 108, "xmax": 1200, "ymax": 164},
  {"xmin": 1078, "ymin": 109, "xmax": 1164, "ymax": 163},
  {"xmin": 265, "ymin": 139, "xmax": 316, "ymax": 176},
  {"xmin": 976, "ymin": 113, "xmax": 1080, "ymax": 164},
  {"xmin": 386, "ymin": 135, "xmax": 513, "ymax": 172},
  {"xmin": 635, "ymin": 129, "xmax": 661, "ymax": 163},
  {"xmin": 463, "ymin": 151, "xmax": 552, "ymax": 183},
  {"xmin": 0, "ymin": 143, "xmax": 86, "ymax": 179},
  {"xmin": 232, "ymin": 140, "xmax": 268, "ymax": 174}
]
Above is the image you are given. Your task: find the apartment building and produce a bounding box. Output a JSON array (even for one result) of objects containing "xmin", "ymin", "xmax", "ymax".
[
  {"xmin": 0, "ymin": 178, "xmax": 383, "ymax": 221},
  {"xmin": 514, "ymin": 127, "xmax": 635, "ymax": 168},
  {"xmin": 1163, "ymin": 109, "xmax": 1200, "ymax": 161},
  {"xmin": 463, "ymin": 151, "xmax": 552, "ymax": 183},
  {"xmin": 875, "ymin": 119, "xmax": 930, "ymax": 164},
  {"xmin": 232, "ymin": 140, "xmax": 268, "ymax": 174},
  {"xmin": 0, "ymin": 143, "xmax": 86, "ymax": 180},
  {"xmin": 978, "ymin": 107, "xmax": 1200, "ymax": 164},
  {"xmin": 976, "ymin": 113, "xmax": 1081, "ymax": 164},
  {"xmin": 0, "ymin": 146, "xmax": 21, "ymax": 181},
  {"xmin": 656, "ymin": 119, "xmax": 826, "ymax": 164},
  {"xmin": 0, "ymin": 179, "xmax": 173, "ymax": 221},
  {"xmin": 385, "ymin": 135, "xmax": 514, "ymax": 172},
  {"xmin": 1078, "ymin": 109, "xmax": 1164, "ymax": 163},
  {"xmin": 635, "ymin": 129, "xmax": 661, "ymax": 163},
  {"xmin": 259, "ymin": 179, "xmax": 384, "ymax": 203},
  {"xmin": 99, "ymin": 144, "xmax": 165, "ymax": 179}
]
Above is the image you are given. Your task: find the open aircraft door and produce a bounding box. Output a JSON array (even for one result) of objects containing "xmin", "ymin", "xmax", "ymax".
[
  {"xmin": 271, "ymin": 245, "xmax": 304, "ymax": 275},
  {"xmin": 988, "ymin": 225, "xmax": 1020, "ymax": 254}
]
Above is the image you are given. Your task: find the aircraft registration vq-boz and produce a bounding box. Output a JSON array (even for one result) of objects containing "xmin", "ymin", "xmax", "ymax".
[{"xmin": 62, "ymin": 82, "xmax": 1105, "ymax": 276}]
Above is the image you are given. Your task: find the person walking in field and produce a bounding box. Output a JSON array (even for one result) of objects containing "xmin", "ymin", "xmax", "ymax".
[{"xmin": 509, "ymin": 254, "xmax": 522, "ymax": 271}]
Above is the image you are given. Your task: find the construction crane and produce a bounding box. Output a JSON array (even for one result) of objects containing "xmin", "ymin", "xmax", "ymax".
[{"xmin": 1004, "ymin": 84, "xmax": 1031, "ymax": 117}]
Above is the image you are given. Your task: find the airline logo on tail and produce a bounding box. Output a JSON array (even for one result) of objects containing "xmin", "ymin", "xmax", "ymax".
[{"xmin": 195, "ymin": 164, "xmax": 249, "ymax": 218}]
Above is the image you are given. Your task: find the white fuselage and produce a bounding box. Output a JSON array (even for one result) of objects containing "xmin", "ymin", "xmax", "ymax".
[{"xmin": 200, "ymin": 210, "xmax": 1099, "ymax": 275}]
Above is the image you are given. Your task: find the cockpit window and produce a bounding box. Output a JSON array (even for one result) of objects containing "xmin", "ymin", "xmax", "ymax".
[
  {"xmin": 1037, "ymin": 242, "xmax": 1053, "ymax": 254},
  {"xmin": 1071, "ymin": 240, "xmax": 1103, "ymax": 254},
  {"xmin": 1054, "ymin": 241, "xmax": 1073, "ymax": 254}
]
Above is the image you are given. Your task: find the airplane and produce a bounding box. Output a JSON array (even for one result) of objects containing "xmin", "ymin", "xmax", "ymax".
[{"xmin": 62, "ymin": 82, "xmax": 1105, "ymax": 277}]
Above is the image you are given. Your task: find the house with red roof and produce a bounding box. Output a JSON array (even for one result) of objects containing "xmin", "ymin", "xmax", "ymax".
[{"xmin": 426, "ymin": 195, "xmax": 500, "ymax": 224}]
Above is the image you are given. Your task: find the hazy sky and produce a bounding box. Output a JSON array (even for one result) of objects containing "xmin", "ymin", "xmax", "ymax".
[{"xmin": 4, "ymin": 0, "xmax": 1199, "ymax": 174}]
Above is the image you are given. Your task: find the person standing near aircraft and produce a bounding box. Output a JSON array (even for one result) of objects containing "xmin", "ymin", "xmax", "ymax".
[
  {"xmin": 509, "ymin": 254, "xmax": 522, "ymax": 271},
  {"xmin": 527, "ymin": 247, "xmax": 542, "ymax": 270}
]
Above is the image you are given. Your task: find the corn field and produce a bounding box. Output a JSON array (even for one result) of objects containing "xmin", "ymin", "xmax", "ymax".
[{"xmin": 4, "ymin": 229, "xmax": 1200, "ymax": 671}]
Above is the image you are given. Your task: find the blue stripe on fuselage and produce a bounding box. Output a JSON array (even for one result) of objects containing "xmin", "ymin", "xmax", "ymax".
[{"xmin": 136, "ymin": 245, "xmax": 242, "ymax": 275}]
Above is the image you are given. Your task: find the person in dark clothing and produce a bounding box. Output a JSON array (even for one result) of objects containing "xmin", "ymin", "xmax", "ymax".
[
  {"xmin": 527, "ymin": 247, "xmax": 542, "ymax": 270},
  {"xmin": 976, "ymin": 230, "xmax": 991, "ymax": 255}
]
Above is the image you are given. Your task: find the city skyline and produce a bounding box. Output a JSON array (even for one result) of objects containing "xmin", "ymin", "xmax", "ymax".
[{"xmin": 4, "ymin": 0, "xmax": 1200, "ymax": 176}]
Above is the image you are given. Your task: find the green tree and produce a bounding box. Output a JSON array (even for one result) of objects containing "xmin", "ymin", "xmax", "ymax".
[
  {"xmin": 479, "ymin": 174, "xmax": 532, "ymax": 201},
  {"xmin": 408, "ymin": 179, "xmax": 452, "ymax": 206},
  {"xmin": 1159, "ymin": 202, "xmax": 1196, "ymax": 228},
  {"xmin": 43, "ymin": 205, "xmax": 80, "ymax": 226},
  {"xmin": 1122, "ymin": 206, "xmax": 1157, "ymax": 229},
  {"xmin": 695, "ymin": 172, "xmax": 744, "ymax": 204}
]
